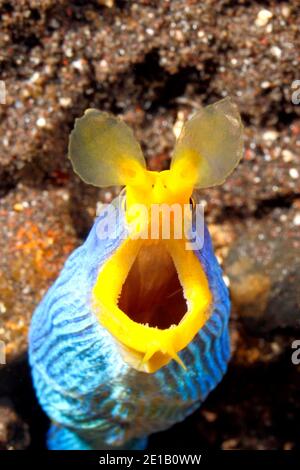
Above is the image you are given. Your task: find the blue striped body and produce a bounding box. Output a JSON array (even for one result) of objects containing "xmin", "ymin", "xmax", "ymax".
[{"xmin": 29, "ymin": 197, "xmax": 231, "ymax": 450}]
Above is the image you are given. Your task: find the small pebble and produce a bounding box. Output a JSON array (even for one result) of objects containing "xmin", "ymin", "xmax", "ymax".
[
  {"xmin": 289, "ymin": 168, "xmax": 299, "ymax": 179},
  {"xmin": 281, "ymin": 6, "xmax": 291, "ymax": 18},
  {"xmin": 270, "ymin": 46, "xmax": 282, "ymax": 59},
  {"xmin": 59, "ymin": 97, "xmax": 72, "ymax": 108},
  {"xmin": 282, "ymin": 150, "xmax": 294, "ymax": 162},
  {"xmin": 72, "ymin": 59, "xmax": 85, "ymax": 72},
  {"xmin": 36, "ymin": 117, "xmax": 47, "ymax": 128},
  {"xmin": 0, "ymin": 302, "xmax": 7, "ymax": 314},
  {"xmin": 146, "ymin": 28, "xmax": 155, "ymax": 36},
  {"xmin": 222, "ymin": 438, "xmax": 238, "ymax": 450},
  {"xmin": 255, "ymin": 9, "xmax": 273, "ymax": 27},
  {"xmin": 13, "ymin": 203, "xmax": 24, "ymax": 212},
  {"xmin": 263, "ymin": 130, "xmax": 278, "ymax": 141},
  {"xmin": 293, "ymin": 213, "xmax": 300, "ymax": 226},
  {"xmin": 99, "ymin": 59, "xmax": 109, "ymax": 71},
  {"xmin": 202, "ymin": 410, "xmax": 217, "ymax": 423}
]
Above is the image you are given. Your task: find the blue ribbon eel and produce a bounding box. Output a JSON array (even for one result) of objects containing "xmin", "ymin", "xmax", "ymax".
[{"xmin": 29, "ymin": 98, "xmax": 243, "ymax": 450}]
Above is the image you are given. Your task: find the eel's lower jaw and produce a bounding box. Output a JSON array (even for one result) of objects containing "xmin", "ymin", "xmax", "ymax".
[{"xmin": 92, "ymin": 238, "xmax": 212, "ymax": 373}]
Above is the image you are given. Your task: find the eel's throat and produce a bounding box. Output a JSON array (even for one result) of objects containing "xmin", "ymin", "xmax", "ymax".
[{"xmin": 92, "ymin": 238, "xmax": 212, "ymax": 373}]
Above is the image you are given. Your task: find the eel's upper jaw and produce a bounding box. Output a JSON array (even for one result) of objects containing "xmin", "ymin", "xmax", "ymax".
[{"xmin": 92, "ymin": 237, "xmax": 212, "ymax": 373}]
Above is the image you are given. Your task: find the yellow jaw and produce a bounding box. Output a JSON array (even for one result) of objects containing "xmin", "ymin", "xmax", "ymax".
[
  {"xmin": 92, "ymin": 168, "xmax": 212, "ymax": 374},
  {"xmin": 92, "ymin": 236, "xmax": 212, "ymax": 373},
  {"xmin": 92, "ymin": 166, "xmax": 212, "ymax": 373}
]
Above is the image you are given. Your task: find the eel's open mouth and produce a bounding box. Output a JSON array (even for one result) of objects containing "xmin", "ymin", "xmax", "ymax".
[
  {"xmin": 118, "ymin": 243, "xmax": 187, "ymax": 330},
  {"xmin": 92, "ymin": 238, "xmax": 212, "ymax": 373}
]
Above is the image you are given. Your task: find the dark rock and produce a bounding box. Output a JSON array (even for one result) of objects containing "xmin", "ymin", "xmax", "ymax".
[{"xmin": 225, "ymin": 205, "xmax": 300, "ymax": 332}]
